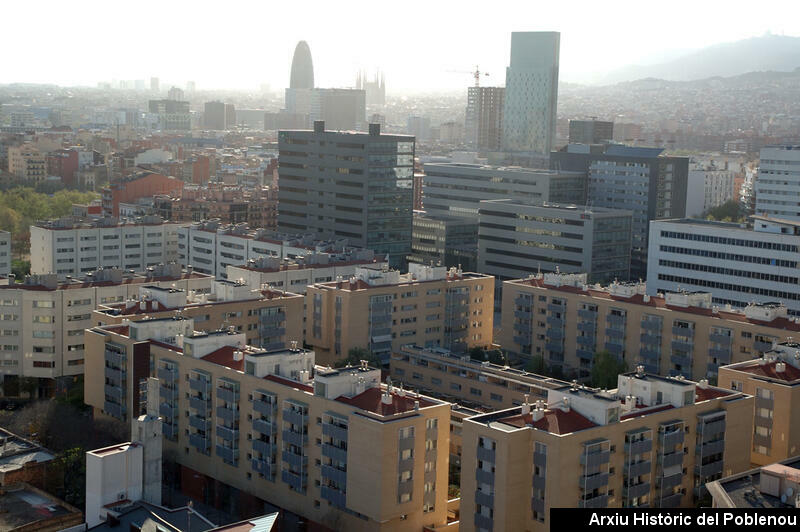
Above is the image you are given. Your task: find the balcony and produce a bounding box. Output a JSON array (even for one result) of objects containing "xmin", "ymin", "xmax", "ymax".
[
  {"xmin": 699, "ymin": 419, "xmax": 726, "ymax": 439},
  {"xmin": 546, "ymin": 302, "xmax": 564, "ymax": 312},
  {"xmin": 283, "ymin": 429, "xmax": 308, "ymax": 448},
  {"xmin": 709, "ymin": 348, "xmax": 731, "ymax": 361},
  {"xmin": 189, "ymin": 415, "xmax": 210, "ymax": 431},
  {"xmin": 321, "ymin": 485, "xmax": 346, "ymax": 508},
  {"xmin": 104, "ymin": 366, "xmax": 125, "ymax": 382},
  {"xmin": 251, "ymin": 458, "xmax": 274, "ymax": 477},
  {"xmin": 755, "ymin": 396, "xmax": 773, "ymax": 410},
  {"xmin": 476, "ymin": 468, "xmax": 494, "ymax": 485},
  {"xmin": 545, "ymin": 342, "xmax": 564, "ymax": 354},
  {"xmin": 579, "ymin": 494, "xmax": 608, "ymax": 508},
  {"xmin": 283, "ymin": 408, "xmax": 307, "ymax": 426},
  {"xmin": 252, "ymin": 417, "xmax": 273, "ymax": 435},
  {"xmin": 514, "ymin": 309, "xmax": 532, "ymax": 320},
  {"xmin": 578, "ymin": 309, "xmax": 597, "ymax": 320},
  {"xmin": 513, "ymin": 335, "xmax": 532, "ymax": 347},
  {"xmin": 281, "ymin": 469, "xmax": 306, "ymax": 492},
  {"xmin": 605, "ymin": 328, "xmax": 625, "ymax": 340},
  {"xmin": 216, "ymin": 445, "xmax": 239, "ymax": 464},
  {"xmin": 623, "ymin": 482, "xmax": 650, "ymax": 500},
  {"xmin": 534, "ymin": 451, "xmax": 547, "ymax": 467},
  {"xmin": 321, "ymin": 464, "xmax": 347, "ymax": 486},
  {"xmin": 670, "ymin": 340, "xmax": 693, "ymax": 353},
  {"xmin": 104, "ymin": 350, "xmax": 125, "ymax": 368},
  {"xmin": 709, "ymin": 333, "xmax": 732, "ymax": 345},
  {"xmin": 577, "ymin": 321, "xmax": 596, "ymax": 333},
  {"xmin": 189, "ymin": 379, "xmax": 211, "ymax": 394},
  {"xmin": 546, "ymin": 316, "xmax": 563, "ymax": 327},
  {"xmin": 625, "ymin": 460, "xmax": 651, "ymax": 477},
  {"xmin": 252, "ymin": 439, "xmax": 273, "ymax": 456},
  {"xmin": 658, "ymin": 472, "xmax": 682, "ymax": 490},
  {"xmin": 640, "ymin": 320, "xmax": 661, "ymax": 331},
  {"xmin": 659, "ymin": 492, "xmax": 682, "ymax": 508},
  {"xmin": 639, "ymin": 347, "xmax": 660, "ymax": 361},
  {"xmin": 604, "ymin": 342, "xmax": 623, "ymax": 356},
  {"xmin": 513, "ymin": 321, "xmax": 532, "ymax": 334},
  {"xmin": 754, "ymin": 340, "xmax": 774, "ymax": 352},
  {"xmin": 532, "ymin": 497, "xmax": 545, "ymax": 514},
  {"xmin": 580, "ymin": 449, "xmax": 610, "ymax": 466},
  {"xmin": 189, "ymin": 433, "xmax": 210, "ymax": 452},
  {"xmin": 160, "ymin": 384, "xmax": 179, "ymax": 401},
  {"xmin": 695, "ymin": 460, "xmax": 723, "ymax": 478},
  {"xmin": 606, "ymin": 314, "xmax": 625, "ymax": 326},
  {"xmin": 661, "ymin": 428, "xmax": 684, "ymax": 448},
  {"xmin": 105, "ymin": 384, "xmax": 124, "ymax": 402},
  {"xmin": 625, "ymin": 439, "xmax": 652, "ymax": 455},
  {"xmin": 217, "ymin": 387, "xmax": 238, "ymax": 403},
  {"xmin": 159, "ymin": 402, "xmax": 177, "ymax": 418},
  {"xmin": 670, "ymin": 353, "xmax": 692, "ymax": 367},
  {"xmin": 639, "ymin": 334, "xmax": 661, "ymax": 347},
  {"xmin": 216, "ymin": 406, "xmax": 238, "ymax": 423},
  {"xmin": 671, "ymin": 326, "xmax": 694, "ymax": 338},
  {"xmin": 157, "ymin": 367, "xmax": 178, "ymax": 382},
  {"xmin": 475, "ymin": 489, "xmax": 494, "ymax": 508},
  {"xmin": 260, "ymin": 313, "xmax": 285, "ymax": 326},
  {"xmin": 162, "ymin": 423, "xmax": 179, "ymax": 440},
  {"xmin": 580, "ymin": 472, "xmax": 609, "ymax": 491},
  {"xmin": 533, "ymin": 474, "xmax": 546, "ymax": 490},
  {"xmin": 576, "ymin": 334, "xmax": 596, "ymax": 348},
  {"xmin": 282, "ymin": 449, "xmax": 308, "ymax": 469},
  {"xmin": 322, "ymin": 443, "xmax": 348, "ymax": 463},
  {"xmin": 546, "ymin": 328, "xmax": 564, "ymax": 340},
  {"xmin": 753, "ymin": 432, "xmax": 772, "ymax": 447},
  {"xmin": 190, "ymin": 396, "xmax": 210, "ymax": 413},
  {"xmin": 217, "ymin": 425, "xmax": 239, "ymax": 441},
  {"xmin": 754, "ymin": 415, "xmax": 772, "ymax": 429},
  {"xmin": 252, "ymin": 398, "xmax": 275, "ymax": 417},
  {"xmin": 577, "ymin": 349, "xmax": 594, "ymax": 361},
  {"xmin": 661, "ymin": 451, "xmax": 684, "ymax": 469},
  {"xmin": 697, "ymin": 439, "xmax": 725, "ymax": 456}
]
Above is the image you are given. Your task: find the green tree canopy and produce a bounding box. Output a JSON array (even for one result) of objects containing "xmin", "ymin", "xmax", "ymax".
[
  {"xmin": 704, "ymin": 200, "xmax": 743, "ymax": 223},
  {"xmin": 332, "ymin": 346, "xmax": 383, "ymax": 368},
  {"xmin": 591, "ymin": 350, "xmax": 628, "ymax": 389}
]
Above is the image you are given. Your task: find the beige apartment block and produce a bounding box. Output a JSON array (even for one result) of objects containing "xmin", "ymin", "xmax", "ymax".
[
  {"xmin": 93, "ymin": 278, "xmax": 303, "ymax": 351},
  {"xmin": 718, "ymin": 342, "xmax": 800, "ymax": 467},
  {"xmin": 7, "ymin": 144, "xmax": 46, "ymax": 183},
  {"xmin": 500, "ymin": 272, "xmax": 800, "ymax": 382},
  {"xmin": 0, "ymin": 264, "xmax": 211, "ymax": 397},
  {"xmin": 459, "ymin": 370, "xmax": 753, "ymax": 532},
  {"xmin": 84, "ymin": 319, "xmax": 452, "ymax": 532},
  {"xmin": 391, "ymin": 344, "xmax": 569, "ymax": 411},
  {"xmin": 305, "ymin": 263, "xmax": 494, "ymax": 366}
]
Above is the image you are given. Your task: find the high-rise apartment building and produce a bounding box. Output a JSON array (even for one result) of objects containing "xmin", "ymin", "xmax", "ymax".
[
  {"xmin": 459, "ymin": 370, "xmax": 752, "ymax": 530},
  {"xmin": 466, "ymin": 87, "xmax": 504, "ymax": 152},
  {"xmin": 225, "ymin": 103, "xmax": 236, "ymax": 129},
  {"xmin": 148, "ymin": 99, "xmax": 191, "ymax": 131},
  {"xmin": 30, "ymin": 216, "xmax": 181, "ymax": 278},
  {"xmin": 422, "ymin": 163, "xmax": 586, "ymax": 219},
  {"xmin": 568, "ymin": 119, "xmax": 614, "ymax": 145},
  {"xmin": 500, "ymin": 272, "xmax": 800, "ymax": 380},
  {"xmin": 0, "ymin": 264, "xmax": 212, "ymax": 397},
  {"xmin": 719, "ymin": 342, "xmax": 800, "ymax": 466},
  {"xmin": 278, "ymin": 122, "xmax": 414, "ymax": 268},
  {"xmin": 406, "ymin": 116, "xmax": 431, "ymax": 141},
  {"xmin": 478, "ymin": 200, "xmax": 632, "ymax": 284},
  {"xmin": 551, "ymin": 144, "xmax": 689, "ymax": 278},
  {"xmin": 408, "ymin": 211, "xmax": 479, "ymax": 272},
  {"xmin": 310, "ymin": 89, "xmax": 367, "ymax": 131},
  {"xmin": 647, "ymin": 216, "xmax": 800, "ymax": 314},
  {"xmin": 755, "ymin": 145, "xmax": 800, "ymax": 220},
  {"xmin": 204, "ymin": 101, "xmax": 227, "ymax": 130},
  {"xmin": 305, "ymin": 263, "xmax": 494, "ymax": 365},
  {"xmin": 84, "ymin": 321, "xmax": 452, "ymax": 531},
  {"xmin": 502, "ymin": 32, "xmax": 560, "ymax": 157}
]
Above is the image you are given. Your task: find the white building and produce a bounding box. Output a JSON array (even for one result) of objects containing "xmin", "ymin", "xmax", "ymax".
[
  {"xmin": 30, "ymin": 216, "xmax": 181, "ymax": 278},
  {"xmin": 0, "ymin": 264, "xmax": 212, "ymax": 394},
  {"xmin": 685, "ymin": 159, "xmax": 737, "ymax": 217},
  {"xmin": 0, "ymin": 231, "xmax": 10, "ymax": 277},
  {"xmin": 178, "ymin": 221, "xmax": 379, "ymax": 279},
  {"xmin": 755, "ymin": 145, "xmax": 800, "ymax": 220},
  {"xmin": 647, "ymin": 216, "xmax": 800, "ymax": 314}
]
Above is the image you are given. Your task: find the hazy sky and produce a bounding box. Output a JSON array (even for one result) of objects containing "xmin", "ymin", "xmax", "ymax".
[{"xmin": 2, "ymin": 0, "xmax": 796, "ymax": 91}]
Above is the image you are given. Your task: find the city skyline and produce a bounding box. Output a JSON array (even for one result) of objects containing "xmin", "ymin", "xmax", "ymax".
[{"xmin": 1, "ymin": 0, "xmax": 797, "ymax": 91}]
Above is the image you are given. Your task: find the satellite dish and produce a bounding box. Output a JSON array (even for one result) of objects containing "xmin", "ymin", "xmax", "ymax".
[{"xmin": 781, "ymin": 494, "xmax": 787, "ymax": 503}]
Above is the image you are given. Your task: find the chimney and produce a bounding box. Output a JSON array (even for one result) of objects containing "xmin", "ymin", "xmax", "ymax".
[
  {"xmin": 140, "ymin": 299, "xmax": 147, "ymax": 311},
  {"xmin": 414, "ymin": 400, "xmax": 419, "ymax": 411},
  {"xmin": 697, "ymin": 378, "xmax": 709, "ymax": 389},
  {"xmin": 521, "ymin": 393, "xmax": 531, "ymax": 415},
  {"xmin": 369, "ymin": 123, "xmax": 381, "ymax": 136},
  {"xmin": 381, "ymin": 390, "xmax": 392, "ymax": 405},
  {"xmin": 313, "ymin": 120, "xmax": 325, "ymax": 134},
  {"xmin": 233, "ymin": 350, "xmax": 243, "ymax": 362},
  {"xmin": 776, "ymin": 362, "xmax": 786, "ymax": 373},
  {"xmin": 532, "ymin": 402, "xmax": 544, "ymax": 422},
  {"xmin": 561, "ymin": 397, "xmax": 570, "ymax": 412},
  {"xmin": 636, "ymin": 365, "xmax": 645, "ymax": 377}
]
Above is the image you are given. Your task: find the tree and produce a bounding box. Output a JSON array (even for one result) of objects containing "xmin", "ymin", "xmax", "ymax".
[
  {"xmin": 11, "ymin": 259, "xmax": 29, "ymax": 280},
  {"xmin": 591, "ymin": 351, "xmax": 628, "ymax": 389},
  {"xmin": 332, "ymin": 346, "xmax": 382, "ymax": 368},
  {"xmin": 704, "ymin": 200, "xmax": 743, "ymax": 222}
]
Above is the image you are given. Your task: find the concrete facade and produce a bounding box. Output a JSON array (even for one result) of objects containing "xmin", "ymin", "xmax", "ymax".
[{"xmin": 755, "ymin": 145, "xmax": 800, "ymax": 220}]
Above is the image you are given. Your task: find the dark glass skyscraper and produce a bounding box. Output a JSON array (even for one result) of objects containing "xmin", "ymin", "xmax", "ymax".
[{"xmin": 289, "ymin": 41, "xmax": 315, "ymax": 90}]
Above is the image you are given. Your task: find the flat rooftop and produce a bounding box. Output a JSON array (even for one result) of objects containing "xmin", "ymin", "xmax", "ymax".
[
  {"xmin": 0, "ymin": 485, "xmax": 79, "ymax": 530},
  {"xmin": 714, "ymin": 457, "xmax": 800, "ymax": 508}
]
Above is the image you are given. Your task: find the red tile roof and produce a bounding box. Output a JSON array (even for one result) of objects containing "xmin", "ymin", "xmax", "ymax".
[
  {"xmin": 498, "ymin": 408, "xmax": 597, "ymax": 435},
  {"xmin": 201, "ymin": 346, "xmax": 244, "ymax": 371},
  {"xmin": 335, "ymin": 387, "xmax": 436, "ymax": 416},
  {"xmin": 730, "ymin": 360, "xmax": 800, "ymax": 382},
  {"xmin": 695, "ymin": 386, "xmax": 736, "ymax": 401}
]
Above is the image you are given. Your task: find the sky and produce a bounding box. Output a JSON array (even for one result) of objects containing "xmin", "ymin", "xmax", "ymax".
[{"xmin": 1, "ymin": 0, "xmax": 797, "ymax": 92}]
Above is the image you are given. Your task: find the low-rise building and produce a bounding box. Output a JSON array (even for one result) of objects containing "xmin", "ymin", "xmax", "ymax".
[
  {"xmin": 460, "ymin": 370, "xmax": 753, "ymax": 531},
  {"xmin": 408, "ymin": 211, "xmax": 478, "ymax": 272},
  {"xmin": 0, "ymin": 231, "xmax": 10, "ymax": 277},
  {"xmin": 0, "ymin": 483, "xmax": 82, "ymax": 531},
  {"xmin": 84, "ymin": 321, "xmax": 452, "ymax": 532},
  {"xmin": 7, "ymin": 144, "xmax": 46, "ymax": 184},
  {"xmin": 0, "ymin": 264, "xmax": 212, "ymax": 397},
  {"xmin": 30, "ymin": 215, "xmax": 181, "ymax": 278},
  {"xmin": 102, "ymin": 170, "xmax": 184, "ymax": 217},
  {"xmin": 707, "ymin": 456, "xmax": 800, "ymax": 508},
  {"xmin": 478, "ymin": 199, "xmax": 632, "ymax": 284},
  {"xmin": 500, "ymin": 272, "xmax": 800, "ymax": 381},
  {"xmin": 305, "ymin": 263, "xmax": 494, "ymax": 366},
  {"xmin": 718, "ymin": 342, "xmax": 800, "ymax": 466}
]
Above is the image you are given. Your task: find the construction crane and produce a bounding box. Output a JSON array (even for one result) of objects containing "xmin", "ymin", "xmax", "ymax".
[{"xmin": 446, "ymin": 65, "xmax": 490, "ymax": 87}]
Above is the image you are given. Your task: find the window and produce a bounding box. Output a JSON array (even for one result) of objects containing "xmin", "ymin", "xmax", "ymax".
[
  {"xmin": 450, "ymin": 382, "xmax": 461, "ymax": 391},
  {"xmin": 33, "ymin": 361, "xmax": 55, "ymax": 368},
  {"xmin": 470, "ymin": 388, "xmax": 482, "ymax": 396},
  {"xmin": 490, "ymin": 393, "xmax": 503, "ymax": 402},
  {"xmin": 399, "ymin": 426, "xmax": 414, "ymax": 439},
  {"xmin": 730, "ymin": 380, "xmax": 743, "ymax": 392}
]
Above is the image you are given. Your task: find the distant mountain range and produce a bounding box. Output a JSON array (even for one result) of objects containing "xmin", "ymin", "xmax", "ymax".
[{"xmin": 586, "ymin": 34, "xmax": 800, "ymax": 85}]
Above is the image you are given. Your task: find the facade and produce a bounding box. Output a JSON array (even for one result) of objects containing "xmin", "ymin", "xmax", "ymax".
[
  {"xmin": 568, "ymin": 119, "xmax": 614, "ymax": 145},
  {"xmin": 408, "ymin": 211, "xmax": 478, "ymax": 272},
  {"xmin": 310, "ymin": 89, "xmax": 367, "ymax": 132},
  {"xmin": 422, "ymin": 162, "xmax": 586, "ymax": 219},
  {"xmin": 755, "ymin": 145, "xmax": 800, "ymax": 220},
  {"xmin": 101, "ymin": 170, "xmax": 184, "ymax": 217},
  {"xmin": 226, "ymin": 255, "xmax": 388, "ymax": 294},
  {"xmin": 289, "ymin": 41, "xmax": 314, "ymax": 90},
  {"xmin": 148, "ymin": 99, "xmax": 191, "ymax": 131},
  {"xmin": 93, "ymin": 280, "xmax": 304, "ymax": 352},
  {"xmin": 478, "ymin": 199, "xmax": 632, "ymax": 283},
  {"xmin": 154, "ymin": 185, "xmax": 277, "ymax": 229},
  {"xmin": 205, "ymin": 101, "xmax": 228, "ymax": 130},
  {"xmin": 502, "ymin": 32, "xmax": 560, "ymax": 156},
  {"xmin": 647, "ymin": 216, "xmax": 800, "ymax": 314},
  {"xmin": 356, "ymin": 70, "xmax": 385, "ymax": 106},
  {"xmin": 84, "ymin": 322, "xmax": 452, "ymax": 532},
  {"xmin": 707, "ymin": 456, "xmax": 800, "ymax": 508},
  {"xmin": 500, "ymin": 272, "xmax": 800, "ymax": 381},
  {"xmin": 718, "ymin": 342, "xmax": 800, "ymax": 466},
  {"xmin": 305, "ymin": 263, "xmax": 494, "ymax": 365},
  {"xmin": 459, "ymin": 370, "xmax": 753, "ymax": 531},
  {"xmin": 407, "ymin": 116, "xmax": 431, "ymax": 142},
  {"xmin": 7, "ymin": 144, "xmax": 46, "ymax": 183},
  {"xmin": 0, "ymin": 264, "xmax": 212, "ymax": 396},
  {"xmin": 30, "ymin": 215, "xmax": 181, "ymax": 278},
  {"xmin": 0, "ymin": 230, "xmax": 9, "ymax": 277},
  {"xmin": 278, "ymin": 122, "xmax": 414, "ymax": 268},
  {"xmin": 685, "ymin": 159, "xmax": 737, "ymax": 217},
  {"xmin": 178, "ymin": 221, "xmax": 379, "ymax": 279},
  {"xmin": 551, "ymin": 144, "xmax": 689, "ymax": 278},
  {"xmin": 466, "ymin": 87, "xmax": 504, "ymax": 152}
]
